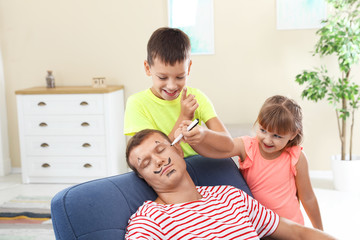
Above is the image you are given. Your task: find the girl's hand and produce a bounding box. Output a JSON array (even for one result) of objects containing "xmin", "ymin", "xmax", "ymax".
[
  {"xmin": 178, "ymin": 120, "xmax": 205, "ymax": 146},
  {"xmin": 180, "ymin": 87, "xmax": 199, "ymax": 120}
]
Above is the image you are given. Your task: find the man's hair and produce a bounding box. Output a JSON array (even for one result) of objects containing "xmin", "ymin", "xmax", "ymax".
[
  {"xmin": 256, "ymin": 95, "xmax": 303, "ymax": 148},
  {"xmin": 147, "ymin": 27, "xmax": 191, "ymax": 66},
  {"xmin": 126, "ymin": 129, "xmax": 170, "ymax": 176}
]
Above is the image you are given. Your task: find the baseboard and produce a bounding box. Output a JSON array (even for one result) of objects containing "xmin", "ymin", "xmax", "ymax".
[
  {"xmin": 309, "ymin": 170, "xmax": 334, "ymax": 189},
  {"xmin": 0, "ymin": 157, "xmax": 11, "ymax": 176}
]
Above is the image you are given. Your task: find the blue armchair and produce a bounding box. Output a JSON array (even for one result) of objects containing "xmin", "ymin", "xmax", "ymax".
[{"xmin": 51, "ymin": 155, "xmax": 252, "ymax": 240}]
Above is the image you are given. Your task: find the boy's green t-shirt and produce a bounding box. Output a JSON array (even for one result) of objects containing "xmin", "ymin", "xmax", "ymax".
[{"xmin": 124, "ymin": 87, "xmax": 217, "ymax": 157}]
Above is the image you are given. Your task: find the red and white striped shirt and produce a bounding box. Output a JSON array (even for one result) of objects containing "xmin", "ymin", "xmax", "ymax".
[{"xmin": 125, "ymin": 185, "xmax": 279, "ymax": 240}]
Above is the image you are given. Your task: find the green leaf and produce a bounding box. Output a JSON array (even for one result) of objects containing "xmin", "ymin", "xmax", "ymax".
[{"xmin": 295, "ymin": 0, "xmax": 360, "ymax": 157}]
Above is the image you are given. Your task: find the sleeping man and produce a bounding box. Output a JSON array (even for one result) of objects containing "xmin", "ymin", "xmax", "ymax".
[{"xmin": 124, "ymin": 129, "xmax": 335, "ymax": 239}]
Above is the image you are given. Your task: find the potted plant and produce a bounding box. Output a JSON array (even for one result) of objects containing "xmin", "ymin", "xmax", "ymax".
[{"xmin": 295, "ymin": 0, "xmax": 360, "ymax": 192}]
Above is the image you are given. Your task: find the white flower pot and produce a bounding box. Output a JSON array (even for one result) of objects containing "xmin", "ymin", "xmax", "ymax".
[{"xmin": 331, "ymin": 155, "xmax": 360, "ymax": 193}]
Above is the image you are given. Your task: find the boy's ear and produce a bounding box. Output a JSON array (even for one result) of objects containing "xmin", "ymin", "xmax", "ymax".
[
  {"xmin": 144, "ymin": 60, "xmax": 151, "ymax": 76},
  {"xmin": 187, "ymin": 60, "xmax": 192, "ymax": 75}
]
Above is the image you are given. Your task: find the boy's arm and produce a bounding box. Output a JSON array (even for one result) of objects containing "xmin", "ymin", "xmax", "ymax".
[
  {"xmin": 178, "ymin": 119, "xmax": 243, "ymax": 158},
  {"xmin": 271, "ymin": 217, "xmax": 335, "ymax": 240},
  {"xmin": 295, "ymin": 152, "xmax": 323, "ymax": 230}
]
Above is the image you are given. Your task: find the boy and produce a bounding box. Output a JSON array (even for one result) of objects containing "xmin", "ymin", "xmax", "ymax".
[{"xmin": 124, "ymin": 27, "xmax": 232, "ymax": 157}]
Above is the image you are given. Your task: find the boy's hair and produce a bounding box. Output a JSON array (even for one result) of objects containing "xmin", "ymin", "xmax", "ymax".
[
  {"xmin": 256, "ymin": 95, "xmax": 303, "ymax": 148},
  {"xmin": 147, "ymin": 27, "xmax": 191, "ymax": 66},
  {"xmin": 126, "ymin": 129, "xmax": 171, "ymax": 176}
]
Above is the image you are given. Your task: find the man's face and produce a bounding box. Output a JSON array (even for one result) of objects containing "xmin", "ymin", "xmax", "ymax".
[
  {"xmin": 144, "ymin": 57, "xmax": 192, "ymax": 101},
  {"xmin": 129, "ymin": 133, "xmax": 186, "ymax": 193}
]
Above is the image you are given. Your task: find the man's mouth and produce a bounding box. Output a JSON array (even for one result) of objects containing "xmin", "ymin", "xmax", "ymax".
[
  {"xmin": 161, "ymin": 164, "xmax": 173, "ymax": 176},
  {"xmin": 161, "ymin": 158, "xmax": 173, "ymax": 176},
  {"xmin": 153, "ymin": 158, "xmax": 172, "ymax": 175}
]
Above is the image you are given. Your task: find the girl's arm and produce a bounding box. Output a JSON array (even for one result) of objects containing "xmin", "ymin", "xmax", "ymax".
[
  {"xmin": 295, "ymin": 151, "xmax": 323, "ymax": 230},
  {"xmin": 198, "ymin": 116, "xmax": 234, "ymax": 152}
]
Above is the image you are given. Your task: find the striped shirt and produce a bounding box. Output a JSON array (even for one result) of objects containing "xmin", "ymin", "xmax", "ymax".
[{"xmin": 125, "ymin": 185, "xmax": 279, "ymax": 240}]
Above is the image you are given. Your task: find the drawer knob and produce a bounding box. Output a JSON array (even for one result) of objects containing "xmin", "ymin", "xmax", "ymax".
[
  {"xmin": 80, "ymin": 101, "xmax": 89, "ymax": 106},
  {"xmin": 40, "ymin": 143, "xmax": 49, "ymax": 148},
  {"xmin": 42, "ymin": 163, "xmax": 50, "ymax": 168},
  {"xmin": 39, "ymin": 122, "xmax": 48, "ymax": 127},
  {"xmin": 37, "ymin": 102, "xmax": 47, "ymax": 106},
  {"xmin": 83, "ymin": 163, "xmax": 92, "ymax": 168},
  {"xmin": 81, "ymin": 122, "xmax": 90, "ymax": 127},
  {"xmin": 82, "ymin": 143, "xmax": 91, "ymax": 148}
]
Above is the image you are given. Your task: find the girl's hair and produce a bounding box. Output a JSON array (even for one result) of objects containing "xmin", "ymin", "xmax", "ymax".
[{"xmin": 256, "ymin": 95, "xmax": 303, "ymax": 148}]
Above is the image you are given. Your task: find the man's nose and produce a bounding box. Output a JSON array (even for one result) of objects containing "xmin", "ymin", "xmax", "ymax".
[{"xmin": 154, "ymin": 156, "xmax": 165, "ymax": 167}]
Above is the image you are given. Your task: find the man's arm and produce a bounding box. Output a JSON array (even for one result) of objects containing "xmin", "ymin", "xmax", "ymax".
[
  {"xmin": 239, "ymin": 187, "xmax": 335, "ymax": 240},
  {"xmin": 271, "ymin": 217, "xmax": 336, "ymax": 240}
]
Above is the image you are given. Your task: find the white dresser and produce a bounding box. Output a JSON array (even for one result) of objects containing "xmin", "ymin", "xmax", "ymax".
[{"xmin": 15, "ymin": 86, "xmax": 126, "ymax": 183}]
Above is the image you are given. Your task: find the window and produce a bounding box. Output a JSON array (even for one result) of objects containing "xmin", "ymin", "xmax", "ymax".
[
  {"xmin": 277, "ymin": 0, "xmax": 327, "ymax": 30},
  {"xmin": 168, "ymin": 0, "xmax": 214, "ymax": 54}
]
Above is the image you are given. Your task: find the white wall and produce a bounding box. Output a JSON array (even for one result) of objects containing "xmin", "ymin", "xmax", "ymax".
[{"xmin": 0, "ymin": 0, "xmax": 359, "ymax": 170}]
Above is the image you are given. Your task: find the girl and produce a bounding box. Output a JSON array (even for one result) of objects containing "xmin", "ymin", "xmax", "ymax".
[{"xmin": 177, "ymin": 95, "xmax": 323, "ymax": 230}]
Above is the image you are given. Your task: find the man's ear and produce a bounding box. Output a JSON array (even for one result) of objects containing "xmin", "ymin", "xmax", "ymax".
[{"xmin": 144, "ymin": 60, "xmax": 151, "ymax": 76}]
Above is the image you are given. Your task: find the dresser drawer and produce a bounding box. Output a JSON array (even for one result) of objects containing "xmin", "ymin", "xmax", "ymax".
[
  {"xmin": 27, "ymin": 157, "xmax": 106, "ymax": 177},
  {"xmin": 23, "ymin": 115, "xmax": 105, "ymax": 135},
  {"xmin": 16, "ymin": 86, "xmax": 126, "ymax": 183},
  {"xmin": 25, "ymin": 136, "xmax": 106, "ymax": 156},
  {"xmin": 21, "ymin": 94, "xmax": 104, "ymax": 115}
]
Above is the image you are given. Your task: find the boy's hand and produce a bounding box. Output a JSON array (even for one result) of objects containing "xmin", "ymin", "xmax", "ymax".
[
  {"xmin": 180, "ymin": 87, "xmax": 198, "ymax": 120},
  {"xmin": 178, "ymin": 120, "xmax": 205, "ymax": 146}
]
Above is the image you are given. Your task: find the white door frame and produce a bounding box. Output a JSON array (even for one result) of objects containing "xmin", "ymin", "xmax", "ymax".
[{"xmin": 0, "ymin": 48, "xmax": 11, "ymax": 176}]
